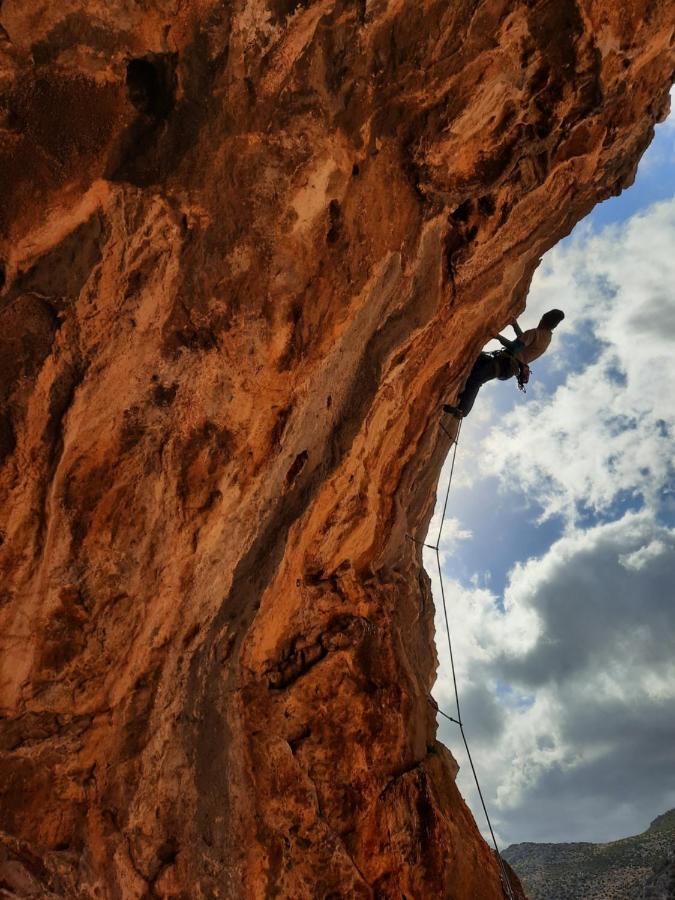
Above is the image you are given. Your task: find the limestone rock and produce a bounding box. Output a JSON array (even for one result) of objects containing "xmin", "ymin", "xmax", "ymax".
[{"xmin": 0, "ymin": 1, "xmax": 673, "ymax": 897}]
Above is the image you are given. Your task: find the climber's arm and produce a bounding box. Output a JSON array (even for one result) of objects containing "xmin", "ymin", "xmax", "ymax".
[
  {"xmin": 494, "ymin": 333, "xmax": 521, "ymax": 352},
  {"xmin": 511, "ymin": 319, "xmax": 524, "ymax": 337}
]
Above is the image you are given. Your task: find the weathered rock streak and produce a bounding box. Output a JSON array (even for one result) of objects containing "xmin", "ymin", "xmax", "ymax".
[{"xmin": 0, "ymin": 1, "xmax": 673, "ymax": 896}]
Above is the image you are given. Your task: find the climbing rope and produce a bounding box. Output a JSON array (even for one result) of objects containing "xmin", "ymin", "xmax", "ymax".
[{"xmin": 408, "ymin": 418, "xmax": 516, "ymax": 900}]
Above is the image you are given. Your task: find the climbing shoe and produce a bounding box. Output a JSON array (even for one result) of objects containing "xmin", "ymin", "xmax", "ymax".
[{"xmin": 442, "ymin": 404, "xmax": 464, "ymax": 418}]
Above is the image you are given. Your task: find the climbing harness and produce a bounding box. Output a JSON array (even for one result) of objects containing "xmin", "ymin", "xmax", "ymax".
[
  {"xmin": 408, "ymin": 419, "xmax": 517, "ymax": 900},
  {"xmin": 489, "ymin": 348, "xmax": 531, "ymax": 394},
  {"xmin": 516, "ymin": 362, "xmax": 530, "ymax": 393}
]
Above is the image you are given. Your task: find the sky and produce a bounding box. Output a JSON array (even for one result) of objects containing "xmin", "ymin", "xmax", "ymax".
[{"xmin": 428, "ymin": 87, "xmax": 675, "ymax": 849}]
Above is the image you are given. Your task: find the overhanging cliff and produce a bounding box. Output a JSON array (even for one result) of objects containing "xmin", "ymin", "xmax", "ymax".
[{"xmin": 0, "ymin": 2, "xmax": 673, "ymax": 897}]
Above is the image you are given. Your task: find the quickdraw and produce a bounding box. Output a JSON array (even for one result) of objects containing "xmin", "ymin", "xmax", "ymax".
[
  {"xmin": 517, "ymin": 362, "xmax": 530, "ymax": 393},
  {"xmin": 489, "ymin": 349, "xmax": 532, "ymax": 394}
]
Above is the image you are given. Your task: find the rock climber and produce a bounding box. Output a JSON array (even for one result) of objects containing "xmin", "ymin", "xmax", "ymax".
[{"xmin": 443, "ymin": 309, "xmax": 565, "ymax": 418}]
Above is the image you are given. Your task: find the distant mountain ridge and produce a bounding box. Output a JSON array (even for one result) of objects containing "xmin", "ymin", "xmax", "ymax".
[{"xmin": 503, "ymin": 809, "xmax": 675, "ymax": 899}]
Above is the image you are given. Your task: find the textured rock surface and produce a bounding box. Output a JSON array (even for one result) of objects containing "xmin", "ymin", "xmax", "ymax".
[{"xmin": 0, "ymin": 1, "xmax": 673, "ymax": 897}]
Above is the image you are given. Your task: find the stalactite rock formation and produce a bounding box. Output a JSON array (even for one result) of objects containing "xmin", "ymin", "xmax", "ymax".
[{"xmin": 0, "ymin": 1, "xmax": 673, "ymax": 897}]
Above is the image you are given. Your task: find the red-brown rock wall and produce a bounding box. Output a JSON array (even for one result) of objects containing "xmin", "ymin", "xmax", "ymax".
[{"xmin": 0, "ymin": 1, "xmax": 673, "ymax": 897}]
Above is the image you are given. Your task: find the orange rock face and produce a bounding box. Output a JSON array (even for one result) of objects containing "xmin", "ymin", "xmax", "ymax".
[{"xmin": 0, "ymin": 1, "xmax": 672, "ymax": 897}]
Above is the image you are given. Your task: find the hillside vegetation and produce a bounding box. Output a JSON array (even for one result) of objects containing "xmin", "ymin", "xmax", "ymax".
[{"xmin": 503, "ymin": 809, "xmax": 675, "ymax": 899}]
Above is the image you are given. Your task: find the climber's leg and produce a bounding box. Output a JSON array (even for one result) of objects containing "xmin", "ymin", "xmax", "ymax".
[{"xmin": 448, "ymin": 353, "xmax": 500, "ymax": 417}]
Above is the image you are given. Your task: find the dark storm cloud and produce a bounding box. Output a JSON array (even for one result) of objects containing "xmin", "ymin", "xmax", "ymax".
[
  {"xmin": 436, "ymin": 515, "xmax": 675, "ymax": 846},
  {"xmin": 502, "ymin": 773, "xmax": 675, "ymax": 846},
  {"xmin": 503, "ymin": 686, "xmax": 675, "ymax": 842},
  {"xmin": 456, "ymin": 682, "xmax": 506, "ymax": 742},
  {"xmin": 497, "ymin": 520, "xmax": 675, "ymax": 688},
  {"xmin": 626, "ymin": 291, "xmax": 675, "ymax": 337}
]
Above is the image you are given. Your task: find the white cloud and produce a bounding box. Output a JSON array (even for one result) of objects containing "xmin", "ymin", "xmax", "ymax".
[
  {"xmin": 425, "ymin": 514, "xmax": 473, "ymax": 567},
  {"xmin": 619, "ymin": 538, "xmax": 667, "ymax": 571}
]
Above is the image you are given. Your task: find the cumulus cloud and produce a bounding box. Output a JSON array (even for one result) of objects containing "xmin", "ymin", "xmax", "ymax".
[
  {"xmin": 431, "ymin": 515, "xmax": 675, "ymax": 845},
  {"xmin": 620, "ymin": 538, "xmax": 667, "ymax": 571}
]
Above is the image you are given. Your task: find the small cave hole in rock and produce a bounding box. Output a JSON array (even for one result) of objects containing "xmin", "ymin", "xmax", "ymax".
[
  {"xmin": 450, "ymin": 199, "xmax": 473, "ymax": 222},
  {"xmin": 157, "ymin": 839, "xmax": 179, "ymax": 866},
  {"xmin": 285, "ymin": 450, "xmax": 308, "ymax": 487},
  {"xmin": 0, "ymin": 410, "xmax": 16, "ymax": 466},
  {"xmin": 352, "ymin": 162, "xmax": 361, "ymax": 176},
  {"xmin": 152, "ymin": 382, "xmax": 178, "ymax": 407},
  {"xmin": 305, "ymin": 566, "xmax": 325, "ymax": 585},
  {"xmin": 478, "ymin": 194, "xmax": 496, "ymax": 216},
  {"xmin": 327, "ymin": 199, "xmax": 342, "ymax": 244},
  {"xmin": 126, "ymin": 55, "xmax": 176, "ymax": 120}
]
